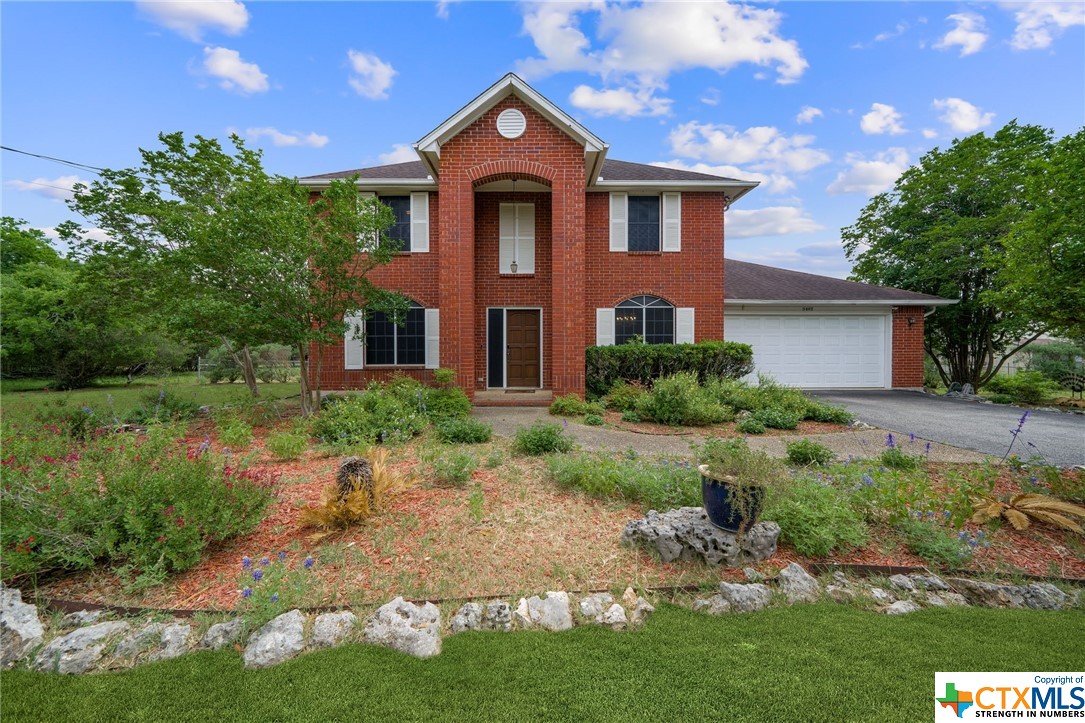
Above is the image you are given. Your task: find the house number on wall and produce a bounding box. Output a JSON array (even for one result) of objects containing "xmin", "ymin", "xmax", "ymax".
[{"xmin": 801, "ymin": 307, "xmax": 814, "ymax": 311}]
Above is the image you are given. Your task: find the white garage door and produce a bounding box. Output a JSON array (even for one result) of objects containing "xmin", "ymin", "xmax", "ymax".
[{"xmin": 725, "ymin": 314, "xmax": 888, "ymax": 388}]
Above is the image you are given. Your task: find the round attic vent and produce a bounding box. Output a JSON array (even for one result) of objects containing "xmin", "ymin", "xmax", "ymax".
[{"xmin": 496, "ymin": 108, "xmax": 526, "ymax": 139}]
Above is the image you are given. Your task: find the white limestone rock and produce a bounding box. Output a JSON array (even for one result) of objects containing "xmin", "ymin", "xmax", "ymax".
[
  {"xmin": 243, "ymin": 610, "xmax": 307, "ymax": 669},
  {"xmin": 33, "ymin": 621, "xmax": 130, "ymax": 674},
  {"xmin": 513, "ymin": 592, "xmax": 573, "ymax": 632},
  {"xmin": 777, "ymin": 563, "xmax": 821, "ymax": 604},
  {"xmin": 201, "ymin": 619, "xmax": 244, "ymax": 650},
  {"xmin": 311, "ymin": 612, "xmax": 357, "ymax": 648},
  {"xmin": 1, "ymin": 586, "xmax": 45, "ymax": 668},
  {"xmin": 449, "ymin": 603, "xmax": 483, "ymax": 634},
  {"xmin": 363, "ymin": 598, "xmax": 441, "ymax": 658}
]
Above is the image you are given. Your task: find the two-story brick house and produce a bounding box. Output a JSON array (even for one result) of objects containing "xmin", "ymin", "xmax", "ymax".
[{"xmin": 300, "ymin": 74, "xmax": 952, "ymax": 402}]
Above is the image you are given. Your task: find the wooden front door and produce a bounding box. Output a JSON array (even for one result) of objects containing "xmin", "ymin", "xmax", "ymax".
[{"xmin": 506, "ymin": 310, "xmax": 541, "ymax": 388}]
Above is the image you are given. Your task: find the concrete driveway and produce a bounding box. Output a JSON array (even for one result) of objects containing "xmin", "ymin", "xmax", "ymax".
[{"xmin": 809, "ymin": 390, "xmax": 1085, "ymax": 467}]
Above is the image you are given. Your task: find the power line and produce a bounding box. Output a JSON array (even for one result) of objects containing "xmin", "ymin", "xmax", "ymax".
[{"xmin": 1, "ymin": 145, "xmax": 111, "ymax": 176}]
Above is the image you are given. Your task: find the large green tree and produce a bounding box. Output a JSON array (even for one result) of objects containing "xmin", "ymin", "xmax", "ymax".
[
  {"xmin": 62, "ymin": 132, "xmax": 403, "ymax": 414},
  {"xmin": 990, "ymin": 128, "xmax": 1085, "ymax": 344},
  {"xmin": 842, "ymin": 122, "xmax": 1058, "ymax": 388}
]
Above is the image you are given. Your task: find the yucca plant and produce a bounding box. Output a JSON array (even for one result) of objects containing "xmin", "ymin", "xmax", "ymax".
[
  {"xmin": 971, "ymin": 494, "xmax": 1085, "ymax": 533},
  {"xmin": 300, "ymin": 448, "xmax": 412, "ymax": 540}
]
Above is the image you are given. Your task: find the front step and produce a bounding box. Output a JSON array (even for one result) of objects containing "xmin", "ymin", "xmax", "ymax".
[{"xmin": 473, "ymin": 389, "xmax": 553, "ymax": 407}]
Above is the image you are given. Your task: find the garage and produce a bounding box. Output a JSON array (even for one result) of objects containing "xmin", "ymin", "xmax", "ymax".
[
  {"xmin": 723, "ymin": 260, "xmax": 956, "ymax": 389},
  {"xmin": 724, "ymin": 313, "xmax": 888, "ymax": 388}
]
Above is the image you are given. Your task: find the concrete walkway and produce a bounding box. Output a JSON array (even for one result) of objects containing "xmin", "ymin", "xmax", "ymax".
[{"xmin": 473, "ymin": 407, "xmax": 988, "ymax": 463}]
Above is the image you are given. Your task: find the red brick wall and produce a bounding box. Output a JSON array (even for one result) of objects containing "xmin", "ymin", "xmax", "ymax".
[
  {"xmin": 585, "ymin": 191, "xmax": 727, "ymax": 345},
  {"xmin": 891, "ymin": 305, "xmax": 926, "ymax": 388}
]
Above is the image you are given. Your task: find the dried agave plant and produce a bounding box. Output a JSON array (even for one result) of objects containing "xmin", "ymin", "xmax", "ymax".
[
  {"xmin": 300, "ymin": 448, "xmax": 412, "ymax": 540},
  {"xmin": 971, "ymin": 494, "xmax": 1085, "ymax": 533}
]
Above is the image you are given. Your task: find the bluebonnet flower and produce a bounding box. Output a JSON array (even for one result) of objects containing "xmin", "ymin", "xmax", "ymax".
[
  {"xmin": 241, "ymin": 587, "xmax": 252, "ymax": 598},
  {"xmin": 924, "ymin": 442, "xmax": 932, "ymax": 456},
  {"xmin": 278, "ymin": 551, "xmax": 287, "ymax": 562},
  {"xmin": 909, "ymin": 433, "xmax": 916, "ymax": 444},
  {"xmin": 253, "ymin": 569, "xmax": 263, "ymax": 582},
  {"xmin": 242, "ymin": 556, "xmax": 252, "ymax": 569},
  {"xmin": 958, "ymin": 531, "xmax": 968, "ymax": 540},
  {"xmin": 83, "ymin": 406, "xmax": 94, "ymax": 415},
  {"xmin": 303, "ymin": 557, "xmax": 314, "ymax": 569},
  {"xmin": 562, "ymin": 418, "xmax": 569, "ymax": 428},
  {"xmin": 885, "ymin": 433, "xmax": 895, "ymax": 449},
  {"xmin": 270, "ymin": 594, "xmax": 279, "ymax": 603},
  {"xmin": 260, "ymin": 557, "xmax": 270, "ymax": 565},
  {"xmin": 862, "ymin": 474, "xmax": 874, "ymax": 486}
]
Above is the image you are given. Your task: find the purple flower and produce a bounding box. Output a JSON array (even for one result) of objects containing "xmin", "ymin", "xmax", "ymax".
[
  {"xmin": 861, "ymin": 474, "xmax": 874, "ymax": 486},
  {"xmin": 562, "ymin": 418, "xmax": 569, "ymax": 428},
  {"xmin": 885, "ymin": 433, "xmax": 895, "ymax": 449},
  {"xmin": 909, "ymin": 433, "xmax": 916, "ymax": 443},
  {"xmin": 253, "ymin": 569, "xmax": 263, "ymax": 582},
  {"xmin": 242, "ymin": 556, "xmax": 252, "ymax": 569},
  {"xmin": 924, "ymin": 442, "xmax": 932, "ymax": 456},
  {"xmin": 304, "ymin": 557, "xmax": 314, "ymax": 569},
  {"xmin": 260, "ymin": 557, "xmax": 270, "ymax": 566},
  {"xmin": 278, "ymin": 551, "xmax": 287, "ymax": 562},
  {"xmin": 270, "ymin": 594, "xmax": 279, "ymax": 603},
  {"xmin": 241, "ymin": 587, "xmax": 252, "ymax": 598}
]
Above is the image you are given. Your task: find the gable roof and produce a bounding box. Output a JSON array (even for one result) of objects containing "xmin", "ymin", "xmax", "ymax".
[{"xmin": 724, "ymin": 259, "xmax": 956, "ymax": 305}]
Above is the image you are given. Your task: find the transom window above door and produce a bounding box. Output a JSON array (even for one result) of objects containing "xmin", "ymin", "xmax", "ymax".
[
  {"xmin": 615, "ymin": 295, "xmax": 674, "ymax": 344},
  {"xmin": 499, "ymin": 203, "xmax": 535, "ymax": 274}
]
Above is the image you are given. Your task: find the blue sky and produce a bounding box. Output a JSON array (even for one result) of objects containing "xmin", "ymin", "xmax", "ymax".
[{"xmin": 3, "ymin": 1, "xmax": 1083, "ymax": 277}]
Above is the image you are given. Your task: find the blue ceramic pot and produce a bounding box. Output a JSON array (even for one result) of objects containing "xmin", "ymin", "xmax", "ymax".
[{"xmin": 699, "ymin": 465, "xmax": 764, "ymax": 533}]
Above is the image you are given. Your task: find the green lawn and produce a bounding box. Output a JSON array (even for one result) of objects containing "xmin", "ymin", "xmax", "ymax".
[
  {"xmin": 2, "ymin": 604, "xmax": 1081, "ymax": 722},
  {"xmin": 0, "ymin": 373, "xmax": 299, "ymax": 422}
]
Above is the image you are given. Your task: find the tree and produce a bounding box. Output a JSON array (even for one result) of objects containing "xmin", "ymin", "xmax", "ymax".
[
  {"xmin": 842, "ymin": 122, "xmax": 1056, "ymax": 388},
  {"xmin": 990, "ymin": 128, "xmax": 1085, "ymax": 344},
  {"xmin": 63, "ymin": 132, "xmax": 404, "ymax": 415},
  {"xmin": 1, "ymin": 217, "xmax": 63, "ymax": 273}
]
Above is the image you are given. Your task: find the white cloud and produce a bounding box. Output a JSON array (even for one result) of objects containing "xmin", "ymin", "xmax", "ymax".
[
  {"xmin": 860, "ymin": 103, "xmax": 906, "ymax": 135},
  {"xmin": 245, "ymin": 127, "xmax": 328, "ymax": 148},
  {"xmin": 1001, "ymin": 2, "xmax": 1085, "ymax": 50},
  {"xmin": 202, "ymin": 46, "xmax": 268, "ymax": 94},
  {"xmin": 435, "ymin": 0, "xmax": 461, "ymax": 19},
  {"xmin": 726, "ymin": 206, "xmax": 825, "ymax": 238},
  {"xmin": 700, "ymin": 88, "xmax": 721, "ymax": 107},
  {"xmin": 795, "ymin": 106, "xmax": 823, "ymax": 124},
  {"xmin": 378, "ymin": 144, "xmax": 419, "ymax": 164},
  {"xmin": 851, "ymin": 21, "xmax": 910, "ymax": 49},
  {"xmin": 136, "ymin": 0, "xmax": 248, "ymax": 41},
  {"xmin": 651, "ymin": 160, "xmax": 795, "ymax": 194},
  {"xmin": 728, "ymin": 242, "xmax": 852, "ymax": 277},
  {"xmin": 347, "ymin": 50, "xmax": 396, "ymax": 100},
  {"xmin": 932, "ymin": 97, "xmax": 994, "ymax": 133},
  {"xmin": 5, "ymin": 174, "xmax": 87, "ymax": 201},
  {"xmin": 922, "ymin": 128, "xmax": 939, "ymax": 139},
  {"xmin": 934, "ymin": 13, "xmax": 989, "ymax": 57},
  {"xmin": 569, "ymin": 84, "xmax": 672, "ymax": 118},
  {"xmin": 668, "ymin": 122, "xmax": 831, "ymax": 174},
  {"xmin": 35, "ymin": 226, "xmax": 111, "ymax": 254},
  {"xmin": 827, "ymin": 148, "xmax": 909, "ymax": 195}
]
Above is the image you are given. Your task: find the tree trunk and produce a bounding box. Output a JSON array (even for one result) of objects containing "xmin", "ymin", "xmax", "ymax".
[
  {"xmin": 221, "ymin": 337, "xmax": 260, "ymax": 398},
  {"xmin": 297, "ymin": 343, "xmax": 312, "ymax": 416}
]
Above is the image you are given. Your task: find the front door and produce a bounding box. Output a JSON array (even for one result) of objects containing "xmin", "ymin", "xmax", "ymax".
[{"xmin": 505, "ymin": 309, "xmax": 541, "ymax": 388}]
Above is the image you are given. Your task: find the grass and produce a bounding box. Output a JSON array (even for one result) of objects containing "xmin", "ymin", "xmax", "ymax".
[{"xmin": 2, "ymin": 604, "xmax": 1081, "ymax": 722}]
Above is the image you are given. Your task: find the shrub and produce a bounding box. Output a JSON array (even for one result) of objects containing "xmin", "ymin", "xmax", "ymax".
[
  {"xmin": 736, "ymin": 417, "xmax": 766, "ymax": 435},
  {"xmin": 434, "ymin": 417, "xmax": 492, "ymax": 444},
  {"xmin": 753, "ymin": 406, "xmax": 801, "ymax": 430},
  {"xmin": 635, "ymin": 372, "xmax": 730, "ymax": 427},
  {"xmin": 804, "ymin": 401, "xmax": 855, "ymax": 425},
  {"xmin": 124, "ymin": 389, "xmax": 201, "ymax": 425},
  {"xmin": 423, "ymin": 387, "xmax": 472, "ymax": 420},
  {"xmin": 547, "ymin": 452, "xmax": 700, "ymax": 510},
  {"xmin": 311, "ymin": 388, "xmax": 425, "ymax": 446},
  {"xmin": 785, "ymin": 439, "xmax": 835, "ymax": 467},
  {"xmin": 427, "ymin": 450, "xmax": 478, "ymax": 487},
  {"xmin": 1024, "ymin": 340, "xmax": 1085, "ymax": 385},
  {"xmin": 514, "ymin": 421, "xmax": 574, "ymax": 455},
  {"xmin": 205, "ymin": 344, "xmax": 241, "ymax": 384},
  {"xmin": 881, "ymin": 446, "xmax": 921, "ymax": 471},
  {"xmin": 584, "ymin": 413, "xmax": 604, "ymax": 426},
  {"xmin": 549, "ymin": 394, "xmax": 603, "ymax": 417},
  {"xmin": 433, "ymin": 368, "xmax": 456, "ymax": 386},
  {"xmin": 602, "ymin": 381, "xmax": 647, "ymax": 412},
  {"xmin": 620, "ymin": 410, "xmax": 642, "ymax": 423},
  {"xmin": 984, "ymin": 371, "xmax": 1057, "ymax": 405},
  {"xmin": 299, "ymin": 448, "xmax": 411, "ymax": 539},
  {"xmin": 585, "ymin": 340, "xmax": 754, "ymax": 397},
  {"xmin": 252, "ymin": 343, "xmax": 295, "ymax": 383},
  {"xmin": 215, "ymin": 411, "xmax": 254, "ymax": 451},
  {"xmin": 764, "ymin": 475, "xmax": 869, "ymax": 557},
  {"xmin": 266, "ymin": 431, "xmax": 308, "ymax": 460},
  {"xmin": 895, "ymin": 518, "xmax": 973, "ymax": 568}
]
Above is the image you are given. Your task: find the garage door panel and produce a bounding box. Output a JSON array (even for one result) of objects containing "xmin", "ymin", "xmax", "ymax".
[{"xmin": 726, "ymin": 314, "xmax": 887, "ymax": 389}]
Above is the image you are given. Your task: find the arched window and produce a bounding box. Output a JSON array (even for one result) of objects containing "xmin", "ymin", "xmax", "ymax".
[
  {"xmin": 615, "ymin": 295, "xmax": 674, "ymax": 345},
  {"xmin": 366, "ymin": 301, "xmax": 425, "ymax": 365}
]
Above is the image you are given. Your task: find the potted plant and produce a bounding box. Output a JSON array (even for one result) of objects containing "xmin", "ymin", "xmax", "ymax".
[{"xmin": 695, "ymin": 438, "xmax": 783, "ymax": 533}]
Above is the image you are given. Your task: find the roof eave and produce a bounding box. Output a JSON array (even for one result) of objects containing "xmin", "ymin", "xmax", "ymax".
[
  {"xmin": 725, "ymin": 298, "xmax": 959, "ymax": 306},
  {"xmin": 296, "ymin": 177, "xmax": 437, "ymax": 190},
  {"xmin": 593, "ymin": 180, "xmax": 760, "ymax": 195}
]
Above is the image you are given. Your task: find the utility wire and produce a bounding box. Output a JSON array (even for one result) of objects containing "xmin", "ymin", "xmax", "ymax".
[{"xmin": 1, "ymin": 144, "xmax": 152, "ymax": 182}]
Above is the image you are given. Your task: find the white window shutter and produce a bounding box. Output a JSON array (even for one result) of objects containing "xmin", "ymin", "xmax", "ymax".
[
  {"xmin": 358, "ymin": 192, "xmax": 377, "ymax": 252},
  {"xmin": 595, "ymin": 308, "xmax": 615, "ymax": 346},
  {"xmin": 518, "ymin": 204, "xmax": 535, "ymax": 273},
  {"xmin": 424, "ymin": 308, "xmax": 440, "ymax": 369},
  {"xmin": 344, "ymin": 313, "xmax": 365, "ymax": 369},
  {"xmin": 676, "ymin": 307, "xmax": 695, "ymax": 344},
  {"xmin": 410, "ymin": 192, "xmax": 429, "ymax": 252},
  {"xmin": 609, "ymin": 193, "xmax": 628, "ymax": 252},
  {"xmin": 499, "ymin": 203, "xmax": 516, "ymax": 273},
  {"xmin": 662, "ymin": 192, "xmax": 681, "ymax": 252}
]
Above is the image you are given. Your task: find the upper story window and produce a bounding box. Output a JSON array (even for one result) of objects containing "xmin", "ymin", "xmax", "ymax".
[
  {"xmin": 499, "ymin": 203, "xmax": 535, "ymax": 274},
  {"xmin": 380, "ymin": 195, "xmax": 412, "ymax": 252},
  {"xmin": 615, "ymin": 295, "xmax": 674, "ymax": 344},
  {"xmin": 628, "ymin": 196, "xmax": 660, "ymax": 252},
  {"xmin": 358, "ymin": 192, "xmax": 429, "ymax": 253},
  {"xmin": 366, "ymin": 302, "xmax": 425, "ymax": 365}
]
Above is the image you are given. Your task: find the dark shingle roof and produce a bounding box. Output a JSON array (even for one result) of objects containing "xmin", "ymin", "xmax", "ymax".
[
  {"xmin": 300, "ymin": 158, "xmax": 750, "ymax": 184},
  {"xmin": 725, "ymin": 259, "xmax": 951, "ymax": 303}
]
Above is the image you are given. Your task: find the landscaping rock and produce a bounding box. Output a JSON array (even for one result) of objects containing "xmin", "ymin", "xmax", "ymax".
[
  {"xmin": 885, "ymin": 600, "xmax": 922, "ymax": 615},
  {"xmin": 33, "ymin": 621, "xmax": 130, "ymax": 674},
  {"xmin": 482, "ymin": 600, "xmax": 512, "ymax": 632},
  {"xmin": 1021, "ymin": 583, "xmax": 1068, "ymax": 611},
  {"xmin": 777, "ymin": 563, "xmax": 820, "ymax": 604},
  {"xmin": 114, "ymin": 623, "xmax": 165, "ymax": 658},
  {"xmin": 692, "ymin": 596, "xmax": 733, "ymax": 615},
  {"xmin": 925, "ymin": 592, "xmax": 968, "ymax": 608},
  {"xmin": 743, "ymin": 567, "xmax": 765, "ymax": 583},
  {"xmin": 201, "ymin": 619, "xmax": 244, "ymax": 650},
  {"xmin": 869, "ymin": 588, "xmax": 896, "ymax": 604},
  {"xmin": 826, "ymin": 585, "xmax": 856, "ymax": 604},
  {"xmin": 513, "ymin": 592, "xmax": 573, "ymax": 632},
  {"xmin": 59, "ymin": 609, "xmax": 112, "ymax": 629},
  {"xmin": 579, "ymin": 593, "xmax": 614, "ymax": 620},
  {"xmin": 311, "ymin": 612, "xmax": 356, "ymax": 648},
  {"xmin": 888, "ymin": 574, "xmax": 916, "ymax": 593},
  {"xmin": 946, "ymin": 578, "xmax": 1066, "ymax": 610},
  {"xmin": 909, "ymin": 574, "xmax": 949, "ymax": 591},
  {"xmin": 716, "ymin": 582, "xmax": 773, "ymax": 613},
  {"xmin": 621, "ymin": 507, "xmax": 779, "ymax": 566},
  {"xmin": 449, "ymin": 604, "xmax": 483, "ymax": 634},
  {"xmin": 629, "ymin": 597, "xmax": 655, "ymax": 626},
  {"xmin": 363, "ymin": 598, "xmax": 441, "ymax": 658},
  {"xmin": 243, "ymin": 610, "xmax": 307, "ymax": 669},
  {"xmin": 150, "ymin": 623, "xmax": 191, "ymax": 661},
  {"xmin": 599, "ymin": 604, "xmax": 628, "ymax": 630},
  {"xmin": 1, "ymin": 586, "xmax": 45, "ymax": 668},
  {"xmin": 621, "ymin": 587, "xmax": 637, "ymax": 608}
]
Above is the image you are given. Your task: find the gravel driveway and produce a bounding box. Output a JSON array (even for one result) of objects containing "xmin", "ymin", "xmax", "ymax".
[{"xmin": 809, "ymin": 390, "xmax": 1085, "ymax": 468}]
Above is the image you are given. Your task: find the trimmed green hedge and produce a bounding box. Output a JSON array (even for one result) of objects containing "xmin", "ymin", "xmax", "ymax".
[{"xmin": 586, "ymin": 340, "xmax": 754, "ymax": 397}]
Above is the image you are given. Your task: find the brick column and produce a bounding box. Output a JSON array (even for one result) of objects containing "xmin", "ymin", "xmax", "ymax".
[
  {"xmin": 438, "ymin": 177, "xmax": 476, "ymax": 395},
  {"xmin": 892, "ymin": 305, "xmax": 926, "ymax": 388},
  {"xmin": 550, "ymin": 177, "xmax": 587, "ymax": 396}
]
